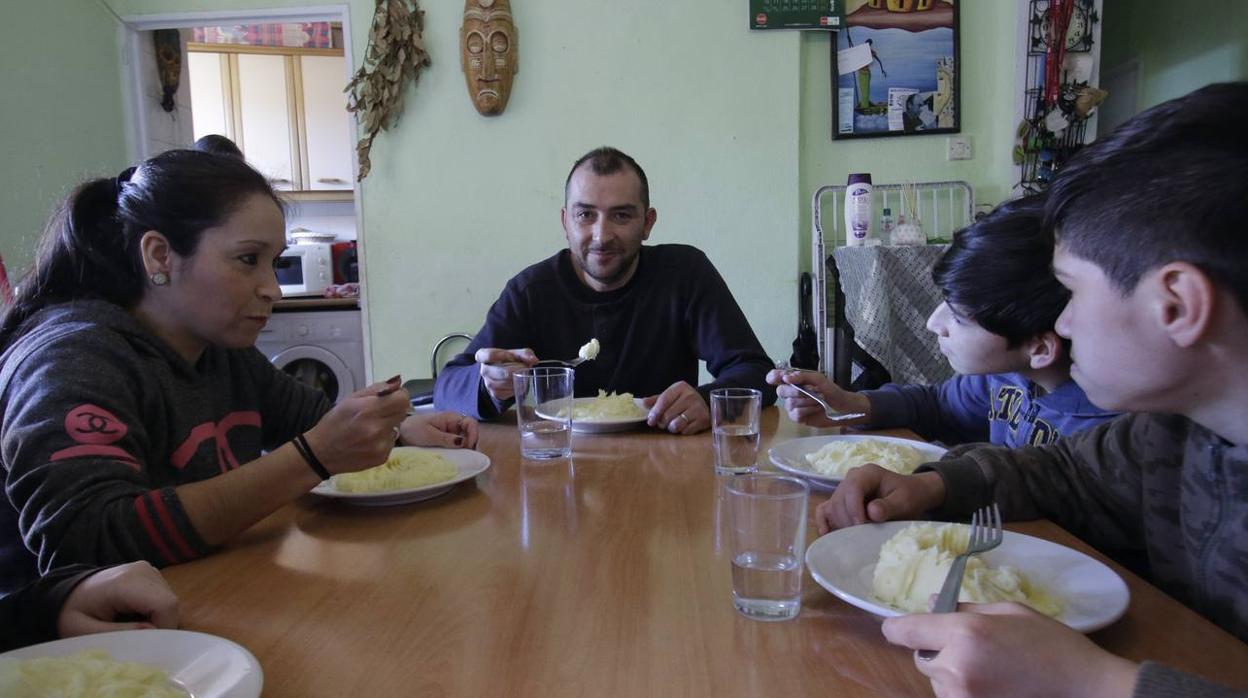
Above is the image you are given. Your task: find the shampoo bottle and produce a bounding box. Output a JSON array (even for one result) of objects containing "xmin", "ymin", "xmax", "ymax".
[{"xmin": 844, "ymin": 173, "xmax": 873, "ymax": 246}]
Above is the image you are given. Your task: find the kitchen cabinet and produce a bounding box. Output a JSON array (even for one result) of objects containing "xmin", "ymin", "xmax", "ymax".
[
  {"xmin": 298, "ymin": 55, "xmax": 354, "ymax": 191},
  {"xmin": 237, "ymin": 53, "xmax": 297, "ymax": 190},
  {"xmin": 188, "ymin": 44, "xmax": 353, "ymax": 197}
]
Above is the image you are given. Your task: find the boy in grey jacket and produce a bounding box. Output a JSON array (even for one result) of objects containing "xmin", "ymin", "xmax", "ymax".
[{"xmin": 818, "ymin": 82, "xmax": 1248, "ymax": 697}]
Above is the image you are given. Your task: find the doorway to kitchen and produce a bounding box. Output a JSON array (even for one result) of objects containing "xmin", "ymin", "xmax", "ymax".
[{"xmin": 117, "ymin": 5, "xmax": 374, "ymax": 397}]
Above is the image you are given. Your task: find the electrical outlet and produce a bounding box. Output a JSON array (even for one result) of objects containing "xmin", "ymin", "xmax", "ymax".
[{"xmin": 946, "ymin": 136, "xmax": 972, "ymax": 161}]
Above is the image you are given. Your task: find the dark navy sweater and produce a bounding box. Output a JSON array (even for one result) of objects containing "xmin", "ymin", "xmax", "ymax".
[{"xmin": 434, "ymin": 245, "xmax": 776, "ymax": 419}]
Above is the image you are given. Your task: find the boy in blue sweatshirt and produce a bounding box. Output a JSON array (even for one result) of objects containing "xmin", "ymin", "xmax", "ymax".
[{"xmin": 768, "ymin": 195, "xmax": 1117, "ymax": 447}]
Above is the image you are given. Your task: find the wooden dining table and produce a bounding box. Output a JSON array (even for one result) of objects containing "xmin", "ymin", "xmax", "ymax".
[{"xmin": 164, "ymin": 407, "xmax": 1248, "ymax": 696}]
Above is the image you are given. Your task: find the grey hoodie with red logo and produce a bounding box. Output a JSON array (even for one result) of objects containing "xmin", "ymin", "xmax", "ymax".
[{"xmin": 0, "ymin": 300, "xmax": 330, "ymax": 594}]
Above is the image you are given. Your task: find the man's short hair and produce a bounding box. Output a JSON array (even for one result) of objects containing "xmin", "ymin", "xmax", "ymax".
[
  {"xmin": 565, "ymin": 147, "xmax": 650, "ymax": 208},
  {"xmin": 1046, "ymin": 81, "xmax": 1248, "ymax": 314},
  {"xmin": 932, "ymin": 194, "xmax": 1068, "ymax": 347}
]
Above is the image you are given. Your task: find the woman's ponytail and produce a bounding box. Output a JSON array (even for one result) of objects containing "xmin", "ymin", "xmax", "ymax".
[
  {"xmin": 0, "ymin": 175, "xmax": 143, "ymax": 348},
  {"xmin": 0, "ymin": 150, "xmax": 279, "ymax": 350}
]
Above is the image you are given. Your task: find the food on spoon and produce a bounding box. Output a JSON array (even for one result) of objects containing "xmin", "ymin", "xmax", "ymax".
[
  {"xmin": 871, "ymin": 523, "xmax": 1061, "ymax": 616},
  {"xmin": 331, "ymin": 448, "xmax": 457, "ymax": 493},
  {"xmin": 0, "ymin": 650, "xmax": 188, "ymax": 697},
  {"xmin": 803, "ymin": 438, "xmax": 927, "ymax": 478},
  {"xmin": 559, "ymin": 390, "xmax": 645, "ymax": 421},
  {"xmin": 578, "ymin": 338, "xmax": 600, "ymax": 361}
]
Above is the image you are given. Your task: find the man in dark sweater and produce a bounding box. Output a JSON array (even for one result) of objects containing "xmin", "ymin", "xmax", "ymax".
[{"xmin": 434, "ymin": 147, "xmax": 775, "ymax": 433}]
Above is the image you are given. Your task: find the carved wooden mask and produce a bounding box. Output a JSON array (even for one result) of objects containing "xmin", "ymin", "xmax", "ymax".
[
  {"xmin": 460, "ymin": 0, "xmax": 518, "ymax": 116},
  {"xmin": 153, "ymin": 29, "xmax": 182, "ymax": 113}
]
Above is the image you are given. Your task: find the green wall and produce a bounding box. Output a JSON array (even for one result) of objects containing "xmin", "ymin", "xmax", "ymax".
[
  {"xmin": 108, "ymin": 0, "xmax": 803, "ymax": 379},
  {"xmin": 0, "ymin": 0, "xmax": 129, "ymax": 274},
  {"xmin": 1101, "ymin": 0, "xmax": 1248, "ymax": 112},
  {"xmin": 6, "ymin": 0, "xmax": 1029, "ymax": 381},
  {"xmin": 356, "ymin": 1, "xmax": 801, "ymax": 380},
  {"xmin": 798, "ymin": 0, "xmax": 1020, "ymax": 255}
]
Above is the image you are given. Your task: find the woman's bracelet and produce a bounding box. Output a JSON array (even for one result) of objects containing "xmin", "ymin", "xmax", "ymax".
[{"xmin": 292, "ymin": 433, "xmax": 331, "ymax": 480}]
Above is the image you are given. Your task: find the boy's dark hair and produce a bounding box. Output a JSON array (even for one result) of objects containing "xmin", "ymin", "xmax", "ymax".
[
  {"xmin": 932, "ymin": 194, "xmax": 1068, "ymax": 348},
  {"xmin": 565, "ymin": 146, "xmax": 650, "ymax": 208},
  {"xmin": 1046, "ymin": 82, "xmax": 1248, "ymax": 314},
  {"xmin": 0, "ymin": 149, "xmax": 281, "ymax": 349},
  {"xmin": 192, "ymin": 134, "xmax": 244, "ymax": 159}
]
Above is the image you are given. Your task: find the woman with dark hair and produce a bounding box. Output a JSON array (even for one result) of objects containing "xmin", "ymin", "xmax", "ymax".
[{"xmin": 0, "ymin": 150, "xmax": 477, "ymax": 594}]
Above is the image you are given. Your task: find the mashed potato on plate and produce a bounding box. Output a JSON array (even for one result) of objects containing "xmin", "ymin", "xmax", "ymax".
[
  {"xmin": 331, "ymin": 449, "xmax": 457, "ymax": 493},
  {"xmin": 0, "ymin": 650, "xmax": 187, "ymax": 697},
  {"xmin": 803, "ymin": 439, "xmax": 926, "ymax": 478},
  {"xmin": 871, "ymin": 523, "xmax": 1061, "ymax": 616},
  {"xmin": 559, "ymin": 390, "xmax": 646, "ymax": 421}
]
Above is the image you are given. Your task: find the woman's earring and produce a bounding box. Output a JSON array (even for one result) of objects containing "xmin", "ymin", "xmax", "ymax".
[{"xmin": 150, "ymin": 271, "xmax": 169, "ymax": 286}]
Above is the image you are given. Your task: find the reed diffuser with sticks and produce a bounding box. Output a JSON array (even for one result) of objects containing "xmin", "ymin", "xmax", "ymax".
[{"xmin": 891, "ymin": 181, "xmax": 926, "ymax": 245}]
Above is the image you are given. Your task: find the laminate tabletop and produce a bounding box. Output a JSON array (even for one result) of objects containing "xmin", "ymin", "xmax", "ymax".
[{"xmin": 163, "ymin": 408, "xmax": 1248, "ymax": 696}]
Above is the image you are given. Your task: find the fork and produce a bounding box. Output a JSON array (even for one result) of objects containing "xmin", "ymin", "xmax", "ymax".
[
  {"xmin": 917, "ymin": 503, "xmax": 1004, "ymax": 661},
  {"xmin": 773, "ymin": 361, "xmax": 866, "ymax": 422},
  {"xmin": 787, "ymin": 382, "xmax": 867, "ymax": 422},
  {"xmin": 533, "ymin": 357, "xmax": 588, "ymax": 368}
]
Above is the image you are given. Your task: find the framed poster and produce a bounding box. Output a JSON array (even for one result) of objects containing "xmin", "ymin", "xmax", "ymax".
[
  {"xmin": 749, "ymin": 0, "xmax": 843, "ymax": 30},
  {"xmin": 831, "ymin": 0, "xmax": 960, "ymax": 139}
]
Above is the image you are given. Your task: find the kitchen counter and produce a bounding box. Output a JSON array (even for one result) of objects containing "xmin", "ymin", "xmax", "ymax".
[{"xmin": 274, "ymin": 297, "xmax": 359, "ymax": 312}]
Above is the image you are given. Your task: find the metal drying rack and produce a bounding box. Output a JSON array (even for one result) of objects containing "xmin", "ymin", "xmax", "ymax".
[{"xmin": 811, "ymin": 180, "xmax": 974, "ymax": 382}]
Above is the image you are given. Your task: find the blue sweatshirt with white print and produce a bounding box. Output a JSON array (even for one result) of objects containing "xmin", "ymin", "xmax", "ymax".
[{"xmin": 862, "ymin": 372, "xmax": 1118, "ymax": 447}]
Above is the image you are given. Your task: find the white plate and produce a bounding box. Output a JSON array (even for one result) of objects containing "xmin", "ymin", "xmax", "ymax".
[
  {"xmin": 768, "ymin": 434, "xmax": 947, "ymax": 489},
  {"xmin": 0, "ymin": 629, "xmax": 262, "ymax": 697},
  {"xmin": 805, "ymin": 521, "xmax": 1130, "ymax": 633},
  {"xmin": 537, "ymin": 397, "xmax": 649, "ymax": 433},
  {"xmin": 310, "ymin": 447, "xmax": 491, "ymax": 506}
]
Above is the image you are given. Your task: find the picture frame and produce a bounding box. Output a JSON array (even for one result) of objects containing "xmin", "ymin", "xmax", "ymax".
[{"xmin": 831, "ymin": 0, "xmax": 960, "ymax": 140}]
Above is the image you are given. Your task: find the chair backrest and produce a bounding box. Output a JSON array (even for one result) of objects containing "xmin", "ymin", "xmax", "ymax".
[
  {"xmin": 431, "ymin": 332, "xmax": 473, "ymax": 378},
  {"xmin": 404, "ymin": 332, "xmax": 475, "ymax": 407}
]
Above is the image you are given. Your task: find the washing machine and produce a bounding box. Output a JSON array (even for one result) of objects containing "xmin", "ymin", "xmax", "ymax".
[{"xmin": 255, "ymin": 309, "xmax": 366, "ymax": 403}]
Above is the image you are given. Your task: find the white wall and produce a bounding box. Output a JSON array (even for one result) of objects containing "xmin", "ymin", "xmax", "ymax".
[{"xmin": 133, "ymin": 28, "xmax": 196, "ymax": 159}]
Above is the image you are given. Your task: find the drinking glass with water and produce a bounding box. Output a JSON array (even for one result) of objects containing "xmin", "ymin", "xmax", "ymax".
[
  {"xmin": 514, "ymin": 366, "xmax": 573, "ymax": 459},
  {"xmin": 725, "ymin": 474, "xmax": 809, "ymax": 621},
  {"xmin": 711, "ymin": 388, "xmax": 762, "ymax": 474}
]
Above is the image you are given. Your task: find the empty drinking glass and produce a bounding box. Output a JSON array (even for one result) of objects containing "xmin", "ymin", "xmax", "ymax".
[
  {"xmin": 711, "ymin": 388, "xmax": 762, "ymax": 475},
  {"xmin": 514, "ymin": 366, "xmax": 573, "ymax": 459},
  {"xmin": 725, "ymin": 474, "xmax": 809, "ymax": 621}
]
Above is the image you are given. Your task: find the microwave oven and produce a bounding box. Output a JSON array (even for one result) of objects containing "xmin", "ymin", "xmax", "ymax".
[{"xmin": 277, "ymin": 242, "xmax": 333, "ymax": 297}]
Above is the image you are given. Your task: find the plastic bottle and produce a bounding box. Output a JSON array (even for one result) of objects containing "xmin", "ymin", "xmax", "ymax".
[
  {"xmin": 844, "ymin": 173, "xmax": 874, "ymax": 246},
  {"xmin": 879, "ymin": 207, "xmax": 896, "ymax": 242}
]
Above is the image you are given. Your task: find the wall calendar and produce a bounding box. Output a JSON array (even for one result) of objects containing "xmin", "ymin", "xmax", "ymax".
[{"xmin": 750, "ymin": 0, "xmax": 842, "ymax": 30}]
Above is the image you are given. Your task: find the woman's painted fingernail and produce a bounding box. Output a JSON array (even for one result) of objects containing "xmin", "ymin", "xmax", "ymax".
[
  {"xmin": 454, "ymin": 436, "xmax": 464, "ymax": 446},
  {"xmin": 384, "ymin": 374, "xmax": 401, "ymax": 384}
]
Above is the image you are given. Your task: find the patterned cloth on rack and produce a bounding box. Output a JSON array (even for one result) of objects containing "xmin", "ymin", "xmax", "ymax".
[{"xmin": 831, "ymin": 245, "xmax": 953, "ymax": 386}]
